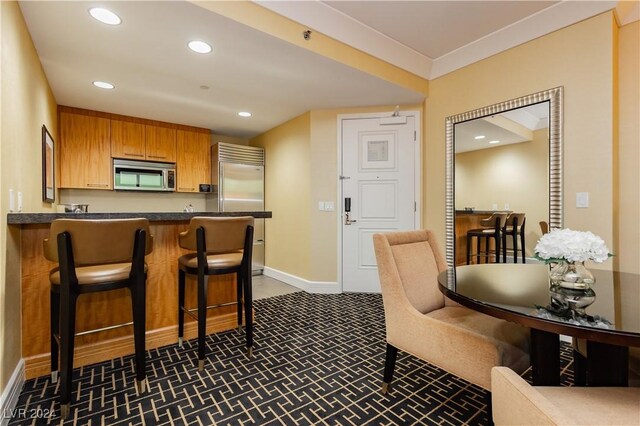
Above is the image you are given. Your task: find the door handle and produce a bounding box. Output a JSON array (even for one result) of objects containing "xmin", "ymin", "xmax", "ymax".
[{"xmin": 345, "ymin": 212, "xmax": 357, "ymax": 225}]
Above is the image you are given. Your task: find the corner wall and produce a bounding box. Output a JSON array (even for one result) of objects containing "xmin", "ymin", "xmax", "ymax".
[
  {"xmin": 1, "ymin": 1, "xmax": 58, "ymax": 393},
  {"xmin": 425, "ymin": 12, "xmax": 617, "ymax": 269},
  {"xmin": 616, "ymin": 20, "xmax": 639, "ymax": 274},
  {"xmin": 251, "ymin": 113, "xmax": 312, "ymax": 279}
]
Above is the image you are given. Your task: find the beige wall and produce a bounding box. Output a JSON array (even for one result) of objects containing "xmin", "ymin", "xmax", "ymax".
[
  {"xmin": 1, "ymin": 1, "xmax": 58, "ymax": 392},
  {"xmin": 251, "ymin": 113, "xmax": 312, "ymax": 279},
  {"xmin": 455, "ymin": 129, "xmax": 548, "ymax": 256},
  {"xmin": 59, "ymin": 189, "xmax": 214, "ymax": 213},
  {"xmin": 616, "ymin": 21, "xmax": 639, "ymax": 274},
  {"xmin": 251, "ymin": 105, "xmax": 422, "ymax": 282},
  {"xmin": 212, "ymin": 134, "xmax": 249, "ymax": 146},
  {"xmin": 425, "ymin": 12, "xmax": 618, "ymax": 270}
]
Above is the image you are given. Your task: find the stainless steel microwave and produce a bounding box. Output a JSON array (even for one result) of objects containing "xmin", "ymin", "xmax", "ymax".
[{"xmin": 113, "ymin": 159, "xmax": 175, "ymax": 191}]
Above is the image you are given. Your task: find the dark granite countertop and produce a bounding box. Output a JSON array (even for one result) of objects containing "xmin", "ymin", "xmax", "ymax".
[{"xmin": 7, "ymin": 211, "xmax": 272, "ymax": 225}]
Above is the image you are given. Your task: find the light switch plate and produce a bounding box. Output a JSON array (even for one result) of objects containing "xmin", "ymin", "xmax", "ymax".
[
  {"xmin": 9, "ymin": 189, "xmax": 15, "ymax": 212},
  {"xmin": 17, "ymin": 192, "xmax": 23, "ymax": 212},
  {"xmin": 318, "ymin": 201, "xmax": 325, "ymax": 211},
  {"xmin": 325, "ymin": 201, "xmax": 335, "ymax": 211},
  {"xmin": 576, "ymin": 192, "xmax": 589, "ymax": 208}
]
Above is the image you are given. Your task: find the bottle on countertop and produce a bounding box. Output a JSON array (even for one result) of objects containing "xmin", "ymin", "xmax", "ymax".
[{"xmin": 184, "ymin": 204, "xmax": 194, "ymax": 213}]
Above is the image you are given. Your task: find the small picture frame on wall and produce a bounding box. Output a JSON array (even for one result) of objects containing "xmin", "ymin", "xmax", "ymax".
[{"xmin": 42, "ymin": 125, "xmax": 55, "ymax": 203}]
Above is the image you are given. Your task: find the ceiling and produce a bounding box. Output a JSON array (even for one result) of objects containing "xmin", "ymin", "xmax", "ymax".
[
  {"xmin": 20, "ymin": 1, "xmax": 624, "ymax": 139},
  {"xmin": 19, "ymin": 1, "xmax": 423, "ymax": 139},
  {"xmin": 324, "ymin": 1, "xmax": 557, "ymax": 59},
  {"xmin": 455, "ymin": 103, "xmax": 550, "ymax": 153}
]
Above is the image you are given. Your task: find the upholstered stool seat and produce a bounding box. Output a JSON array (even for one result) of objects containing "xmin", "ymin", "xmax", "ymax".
[
  {"xmin": 177, "ymin": 216, "xmax": 254, "ymax": 371},
  {"xmin": 178, "ymin": 251, "xmax": 243, "ymax": 271},
  {"xmin": 44, "ymin": 218, "xmax": 152, "ymax": 419},
  {"xmin": 49, "ymin": 263, "xmax": 148, "ymax": 286}
]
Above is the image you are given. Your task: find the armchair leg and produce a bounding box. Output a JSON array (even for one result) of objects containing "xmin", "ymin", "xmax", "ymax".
[
  {"xmin": 382, "ymin": 343, "xmax": 398, "ymax": 394},
  {"xmin": 178, "ymin": 269, "xmax": 186, "ymax": 348}
]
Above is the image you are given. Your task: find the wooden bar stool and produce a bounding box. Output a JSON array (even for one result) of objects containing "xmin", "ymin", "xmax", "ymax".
[
  {"xmin": 177, "ymin": 216, "xmax": 254, "ymax": 371},
  {"xmin": 466, "ymin": 213, "xmax": 508, "ymax": 264},
  {"xmin": 43, "ymin": 219, "xmax": 152, "ymax": 418},
  {"xmin": 502, "ymin": 213, "xmax": 526, "ymax": 263}
]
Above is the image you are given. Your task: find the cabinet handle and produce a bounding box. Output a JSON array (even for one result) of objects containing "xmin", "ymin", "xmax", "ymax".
[
  {"xmin": 148, "ymin": 155, "xmax": 167, "ymax": 159},
  {"xmin": 124, "ymin": 153, "xmax": 144, "ymax": 157},
  {"xmin": 86, "ymin": 183, "xmax": 109, "ymax": 188},
  {"xmin": 178, "ymin": 187, "xmax": 195, "ymax": 191}
]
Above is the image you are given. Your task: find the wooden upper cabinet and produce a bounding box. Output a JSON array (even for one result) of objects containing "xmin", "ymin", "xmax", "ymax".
[
  {"xmin": 176, "ymin": 130, "xmax": 211, "ymax": 192},
  {"xmin": 60, "ymin": 112, "xmax": 112, "ymax": 190},
  {"xmin": 111, "ymin": 120, "xmax": 145, "ymax": 160},
  {"xmin": 145, "ymin": 125, "xmax": 176, "ymax": 163}
]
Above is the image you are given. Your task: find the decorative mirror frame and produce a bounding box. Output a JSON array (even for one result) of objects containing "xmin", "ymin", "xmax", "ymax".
[{"xmin": 444, "ymin": 86, "xmax": 563, "ymax": 266}]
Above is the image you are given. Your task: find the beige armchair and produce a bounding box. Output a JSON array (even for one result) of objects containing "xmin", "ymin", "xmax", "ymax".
[
  {"xmin": 492, "ymin": 366, "xmax": 640, "ymax": 425},
  {"xmin": 372, "ymin": 230, "xmax": 530, "ymax": 393}
]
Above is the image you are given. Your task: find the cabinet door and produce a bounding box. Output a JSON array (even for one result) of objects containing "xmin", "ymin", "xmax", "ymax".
[
  {"xmin": 176, "ymin": 130, "xmax": 211, "ymax": 192},
  {"xmin": 60, "ymin": 112, "xmax": 112, "ymax": 189},
  {"xmin": 145, "ymin": 125, "xmax": 176, "ymax": 162},
  {"xmin": 111, "ymin": 120, "xmax": 145, "ymax": 160}
]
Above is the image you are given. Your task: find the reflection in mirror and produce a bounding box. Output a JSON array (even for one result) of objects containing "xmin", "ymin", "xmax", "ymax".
[{"xmin": 444, "ymin": 87, "xmax": 563, "ymax": 267}]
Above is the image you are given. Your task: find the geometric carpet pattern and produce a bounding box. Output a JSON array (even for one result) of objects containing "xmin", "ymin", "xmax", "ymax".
[{"xmin": 9, "ymin": 292, "xmax": 574, "ymax": 425}]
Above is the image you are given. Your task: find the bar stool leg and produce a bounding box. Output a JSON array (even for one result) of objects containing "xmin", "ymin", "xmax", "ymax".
[
  {"xmin": 520, "ymin": 231, "xmax": 526, "ymax": 263},
  {"xmin": 244, "ymin": 266, "xmax": 253, "ymax": 357},
  {"xmin": 59, "ymin": 291, "xmax": 78, "ymax": 419},
  {"xmin": 177, "ymin": 269, "xmax": 186, "ymax": 348},
  {"xmin": 513, "ymin": 231, "xmax": 518, "ymax": 264},
  {"xmin": 50, "ymin": 289, "xmax": 60, "ymax": 384},
  {"xmin": 197, "ymin": 272, "xmax": 208, "ymax": 371},
  {"xmin": 485, "ymin": 238, "xmax": 490, "ymax": 263},
  {"xmin": 502, "ymin": 233, "xmax": 507, "ymax": 264},
  {"xmin": 476, "ymin": 237, "xmax": 481, "ymax": 264},
  {"xmin": 466, "ymin": 234, "xmax": 472, "ymax": 265},
  {"xmin": 236, "ymin": 272, "xmax": 243, "ymax": 333},
  {"xmin": 495, "ymin": 235, "xmax": 501, "ymax": 263},
  {"xmin": 130, "ymin": 277, "xmax": 146, "ymax": 394}
]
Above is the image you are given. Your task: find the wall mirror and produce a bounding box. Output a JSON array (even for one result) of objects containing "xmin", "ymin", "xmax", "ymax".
[{"xmin": 445, "ymin": 87, "xmax": 563, "ymax": 266}]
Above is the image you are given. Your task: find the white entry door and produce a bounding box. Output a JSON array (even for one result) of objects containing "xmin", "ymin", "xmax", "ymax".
[{"xmin": 341, "ymin": 115, "xmax": 418, "ymax": 293}]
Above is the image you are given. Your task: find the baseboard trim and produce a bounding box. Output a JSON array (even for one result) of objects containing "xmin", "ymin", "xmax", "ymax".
[
  {"xmin": 24, "ymin": 312, "xmax": 239, "ymax": 380},
  {"xmin": 0, "ymin": 359, "xmax": 25, "ymax": 426},
  {"xmin": 263, "ymin": 267, "xmax": 340, "ymax": 294}
]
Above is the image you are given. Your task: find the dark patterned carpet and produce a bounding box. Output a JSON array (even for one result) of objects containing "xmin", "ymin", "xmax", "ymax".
[{"xmin": 9, "ymin": 292, "xmax": 574, "ymax": 425}]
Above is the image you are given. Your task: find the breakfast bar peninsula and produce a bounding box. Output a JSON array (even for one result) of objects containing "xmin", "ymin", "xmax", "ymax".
[{"xmin": 8, "ymin": 211, "xmax": 271, "ymax": 379}]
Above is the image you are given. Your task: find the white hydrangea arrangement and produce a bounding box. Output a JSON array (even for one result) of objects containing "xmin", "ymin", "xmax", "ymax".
[{"xmin": 534, "ymin": 228, "xmax": 611, "ymax": 263}]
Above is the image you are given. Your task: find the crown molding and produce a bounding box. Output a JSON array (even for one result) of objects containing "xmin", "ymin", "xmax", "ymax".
[
  {"xmin": 255, "ymin": 1, "xmax": 617, "ymax": 83},
  {"xmin": 254, "ymin": 0, "xmax": 432, "ymax": 79},
  {"xmin": 430, "ymin": 1, "xmax": 617, "ymax": 79}
]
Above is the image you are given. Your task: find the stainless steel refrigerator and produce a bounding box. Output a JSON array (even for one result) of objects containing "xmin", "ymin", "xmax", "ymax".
[{"xmin": 212, "ymin": 143, "xmax": 265, "ymax": 274}]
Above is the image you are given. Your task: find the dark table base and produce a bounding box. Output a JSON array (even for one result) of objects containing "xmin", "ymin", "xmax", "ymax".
[{"xmin": 531, "ymin": 329, "xmax": 630, "ymax": 386}]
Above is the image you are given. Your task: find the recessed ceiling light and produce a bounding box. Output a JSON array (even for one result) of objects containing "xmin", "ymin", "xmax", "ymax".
[
  {"xmin": 238, "ymin": 112, "xmax": 252, "ymax": 117},
  {"xmin": 489, "ymin": 140, "xmax": 500, "ymax": 144},
  {"xmin": 188, "ymin": 40, "xmax": 212, "ymax": 54},
  {"xmin": 93, "ymin": 81, "xmax": 114, "ymax": 89},
  {"xmin": 89, "ymin": 8, "xmax": 121, "ymax": 25},
  {"xmin": 474, "ymin": 135, "xmax": 485, "ymax": 140}
]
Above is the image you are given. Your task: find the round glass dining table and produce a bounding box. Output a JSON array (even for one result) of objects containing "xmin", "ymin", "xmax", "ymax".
[{"xmin": 438, "ymin": 264, "xmax": 640, "ymax": 386}]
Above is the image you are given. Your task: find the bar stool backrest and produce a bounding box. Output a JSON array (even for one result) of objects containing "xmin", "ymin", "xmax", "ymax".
[
  {"xmin": 506, "ymin": 213, "xmax": 526, "ymax": 228},
  {"xmin": 480, "ymin": 212, "xmax": 509, "ymax": 229},
  {"xmin": 179, "ymin": 216, "xmax": 254, "ymax": 253},
  {"xmin": 43, "ymin": 219, "xmax": 152, "ymax": 265}
]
